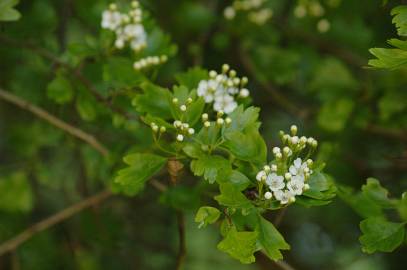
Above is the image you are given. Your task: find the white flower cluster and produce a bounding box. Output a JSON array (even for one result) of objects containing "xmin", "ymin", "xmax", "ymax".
[
  {"xmin": 224, "ymin": 0, "xmax": 272, "ymax": 25},
  {"xmin": 293, "ymin": 0, "xmax": 336, "ymax": 33},
  {"xmin": 197, "ymin": 64, "xmax": 250, "ymax": 114},
  {"xmin": 133, "ymin": 55, "xmax": 168, "ymax": 70},
  {"xmin": 101, "ymin": 1, "xmax": 147, "ymax": 51},
  {"xmin": 256, "ymin": 125, "xmax": 318, "ymax": 205}
]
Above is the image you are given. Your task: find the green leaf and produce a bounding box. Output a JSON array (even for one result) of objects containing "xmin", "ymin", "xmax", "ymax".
[
  {"xmin": 226, "ymin": 106, "xmax": 260, "ymax": 133},
  {"xmin": 256, "ymin": 215, "xmax": 290, "ymax": 260},
  {"xmin": 76, "ymin": 91, "xmax": 97, "ymax": 121},
  {"xmin": 227, "ymin": 170, "xmax": 251, "ymax": 191},
  {"xmin": 215, "ymin": 183, "xmax": 253, "ymax": 211},
  {"xmin": 217, "ymin": 227, "xmax": 258, "ymax": 264},
  {"xmin": 359, "ymin": 217, "xmax": 405, "ymax": 254},
  {"xmin": 132, "ymin": 82, "xmax": 172, "ymax": 119},
  {"xmin": 114, "ymin": 153, "xmax": 167, "ymax": 196},
  {"xmin": 361, "ymin": 178, "xmax": 397, "ymax": 209},
  {"xmin": 317, "ymin": 98, "xmax": 354, "ymax": 132},
  {"xmin": 47, "ymin": 72, "xmax": 74, "ymax": 104},
  {"xmin": 0, "ymin": 0, "xmax": 21, "ymax": 21},
  {"xmin": 224, "ymin": 125, "xmax": 267, "ymax": 164},
  {"xmin": 368, "ymin": 47, "xmax": 407, "ymax": 70},
  {"xmin": 299, "ymin": 173, "xmax": 336, "ymax": 207},
  {"xmin": 391, "ymin": 5, "xmax": 407, "ymax": 37},
  {"xmin": 175, "ymin": 67, "xmax": 208, "ymax": 89},
  {"xmin": 0, "ymin": 172, "xmax": 33, "ymax": 212},
  {"xmin": 182, "ymin": 143, "xmax": 204, "ymax": 159},
  {"xmin": 195, "ymin": 206, "xmax": 221, "ymax": 228},
  {"xmin": 190, "ymin": 155, "xmax": 232, "ymax": 184},
  {"xmin": 103, "ymin": 57, "xmax": 144, "ymax": 88},
  {"xmin": 185, "ymin": 97, "xmax": 205, "ymax": 126}
]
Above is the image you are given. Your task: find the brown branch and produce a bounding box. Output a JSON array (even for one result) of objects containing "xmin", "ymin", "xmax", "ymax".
[
  {"xmin": 0, "ymin": 34, "xmax": 138, "ymax": 121},
  {"xmin": 167, "ymin": 159, "xmax": 187, "ymax": 270},
  {"xmin": 175, "ymin": 211, "xmax": 186, "ymax": 270},
  {"xmin": 0, "ymin": 88, "xmax": 109, "ymax": 157},
  {"xmin": 0, "ymin": 189, "xmax": 113, "ymax": 256}
]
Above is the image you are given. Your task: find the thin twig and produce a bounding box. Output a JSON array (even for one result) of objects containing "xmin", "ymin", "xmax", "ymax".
[
  {"xmin": 0, "ymin": 88, "xmax": 109, "ymax": 156},
  {"xmin": 0, "ymin": 189, "xmax": 113, "ymax": 256}
]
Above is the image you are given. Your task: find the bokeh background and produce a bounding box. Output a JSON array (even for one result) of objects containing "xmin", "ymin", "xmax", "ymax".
[{"xmin": 0, "ymin": 0, "xmax": 406, "ymax": 269}]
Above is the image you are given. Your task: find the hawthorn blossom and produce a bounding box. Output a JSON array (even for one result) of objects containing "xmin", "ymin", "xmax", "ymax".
[
  {"xmin": 213, "ymin": 94, "xmax": 237, "ymax": 114},
  {"xmin": 101, "ymin": 10, "xmax": 122, "ymax": 30},
  {"xmin": 266, "ymin": 173, "xmax": 285, "ymax": 192},
  {"xmin": 274, "ymin": 189, "xmax": 294, "ymax": 204},
  {"xmin": 287, "ymin": 177, "xmax": 305, "ymax": 195}
]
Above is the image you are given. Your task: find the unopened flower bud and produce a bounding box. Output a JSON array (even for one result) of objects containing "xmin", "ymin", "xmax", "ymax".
[
  {"xmin": 307, "ymin": 159, "xmax": 313, "ymax": 166},
  {"xmin": 264, "ymin": 192, "xmax": 272, "ymax": 200},
  {"xmin": 202, "ymin": 113, "xmax": 208, "ymax": 121},
  {"xmin": 264, "ymin": 165, "xmax": 271, "ymax": 172},
  {"xmin": 285, "ymin": 173, "xmax": 292, "ymax": 180},
  {"xmin": 229, "ymin": 69, "xmax": 236, "ymax": 77},
  {"xmin": 241, "ymin": 76, "xmax": 248, "ymax": 85},
  {"xmin": 172, "ymin": 98, "xmax": 179, "ymax": 104},
  {"xmin": 291, "ymin": 136, "xmax": 299, "ymax": 144},
  {"xmin": 289, "ymin": 196, "xmax": 296, "ymax": 203},
  {"xmin": 290, "ymin": 125, "xmax": 298, "ymax": 135},
  {"xmin": 209, "ymin": 70, "xmax": 217, "ymax": 78},
  {"xmin": 283, "ymin": 146, "xmax": 291, "ymax": 156},
  {"xmin": 304, "ymin": 184, "xmax": 310, "ymax": 191},
  {"xmin": 176, "ymin": 134, "xmax": 184, "ymax": 142},
  {"xmin": 187, "ymin": 97, "xmax": 193, "ymax": 104},
  {"xmin": 188, "ymin": 128, "xmax": 195, "ymax": 135},
  {"xmin": 272, "ymin": 147, "xmax": 281, "ymax": 154},
  {"xmin": 160, "ymin": 126, "xmax": 166, "ymax": 133},
  {"xmin": 225, "ymin": 117, "xmax": 232, "ymax": 125},
  {"xmin": 239, "ymin": 88, "xmax": 249, "ymax": 98},
  {"xmin": 271, "ymin": 164, "xmax": 277, "ymax": 171},
  {"xmin": 180, "ymin": 105, "xmax": 187, "ymax": 111},
  {"xmin": 204, "ymin": 121, "xmax": 211, "ymax": 128},
  {"xmin": 222, "ymin": 64, "xmax": 230, "ymax": 73},
  {"xmin": 217, "ymin": 118, "xmax": 224, "ymax": 125},
  {"xmin": 217, "ymin": 110, "xmax": 224, "ymax": 118},
  {"xmin": 276, "ymin": 152, "xmax": 282, "ymax": 159}
]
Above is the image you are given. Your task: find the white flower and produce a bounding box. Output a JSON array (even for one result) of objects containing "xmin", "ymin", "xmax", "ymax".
[
  {"xmin": 266, "ymin": 173, "xmax": 285, "ymax": 192},
  {"xmin": 274, "ymin": 190, "xmax": 294, "ymax": 204},
  {"xmin": 123, "ymin": 24, "xmax": 144, "ymax": 38},
  {"xmin": 227, "ymin": 87, "xmax": 239, "ymax": 95},
  {"xmin": 287, "ymin": 178, "xmax": 305, "ymax": 195},
  {"xmin": 102, "ymin": 10, "xmax": 122, "ymax": 30},
  {"xmin": 256, "ymin": 170, "xmax": 266, "ymax": 182},
  {"xmin": 213, "ymin": 94, "xmax": 237, "ymax": 114},
  {"xmin": 130, "ymin": 29, "xmax": 147, "ymax": 50},
  {"xmin": 289, "ymin": 158, "xmax": 308, "ymax": 176},
  {"xmin": 197, "ymin": 80, "xmax": 219, "ymax": 103}
]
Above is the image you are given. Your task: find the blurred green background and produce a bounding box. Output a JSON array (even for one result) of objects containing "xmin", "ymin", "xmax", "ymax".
[{"xmin": 0, "ymin": 0, "xmax": 406, "ymax": 269}]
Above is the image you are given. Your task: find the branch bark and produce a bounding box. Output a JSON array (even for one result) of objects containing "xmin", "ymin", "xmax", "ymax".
[
  {"xmin": 0, "ymin": 88, "xmax": 109, "ymax": 157},
  {"xmin": 0, "ymin": 189, "xmax": 112, "ymax": 256}
]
